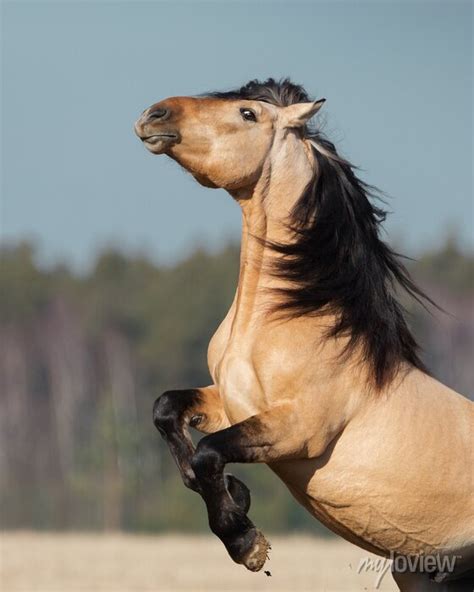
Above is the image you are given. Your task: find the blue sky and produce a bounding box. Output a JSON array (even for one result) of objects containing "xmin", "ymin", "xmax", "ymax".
[{"xmin": 2, "ymin": 0, "xmax": 472, "ymax": 270}]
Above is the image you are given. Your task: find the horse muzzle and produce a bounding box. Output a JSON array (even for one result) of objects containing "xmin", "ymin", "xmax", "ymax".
[{"xmin": 134, "ymin": 114, "xmax": 180, "ymax": 154}]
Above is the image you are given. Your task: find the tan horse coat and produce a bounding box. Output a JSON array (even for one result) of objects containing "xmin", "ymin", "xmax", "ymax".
[{"xmin": 135, "ymin": 87, "xmax": 473, "ymax": 591}]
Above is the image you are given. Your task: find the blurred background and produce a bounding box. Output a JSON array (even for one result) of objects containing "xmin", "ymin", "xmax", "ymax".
[{"xmin": 1, "ymin": 0, "xmax": 472, "ymax": 590}]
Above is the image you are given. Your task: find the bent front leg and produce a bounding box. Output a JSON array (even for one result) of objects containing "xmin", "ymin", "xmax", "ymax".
[
  {"xmin": 190, "ymin": 404, "xmax": 314, "ymax": 571},
  {"xmin": 152, "ymin": 386, "xmax": 251, "ymax": 510}
]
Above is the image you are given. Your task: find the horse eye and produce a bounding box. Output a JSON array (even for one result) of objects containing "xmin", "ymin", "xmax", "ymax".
[{"xmin": 240, "ymin": 108, "xmax": 257, "ymax": 122}]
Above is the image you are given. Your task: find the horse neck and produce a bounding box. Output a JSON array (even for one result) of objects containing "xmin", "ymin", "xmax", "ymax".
[
  {"xmin": 229, "ymin": 135, "xmax": 372, "ymax": 388},
  {"xmin": 231, "ymin": 133, "xmax": 314, "ymax": 319}
]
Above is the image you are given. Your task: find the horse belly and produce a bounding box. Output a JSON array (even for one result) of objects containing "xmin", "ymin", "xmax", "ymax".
[
  {"xmin": 268, "ymin": 454, "xmax": 398, "ymax": 557},
  {"xmin": 269, "ymin": 418, "xmax": 474, "ymax": 559}
]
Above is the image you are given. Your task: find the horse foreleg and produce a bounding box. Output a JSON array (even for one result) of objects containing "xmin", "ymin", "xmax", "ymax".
[
  {"xmin": 190, "ymin": 403, "xmax": 309, "ymax": 571},
  {"xmin": 152, "ymin": 386, "xmax": 251, "ymax": 510}
]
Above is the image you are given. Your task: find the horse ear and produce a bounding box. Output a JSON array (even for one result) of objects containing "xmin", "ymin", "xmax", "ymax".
[{"xmin": 281, "ymin": 99, "xmax": 326, "ymax": 128}]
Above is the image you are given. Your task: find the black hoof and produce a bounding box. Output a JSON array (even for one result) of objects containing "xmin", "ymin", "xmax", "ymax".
[{"xmin": 224, "ymin": 474, "xmax": 251, "ymax": 513}]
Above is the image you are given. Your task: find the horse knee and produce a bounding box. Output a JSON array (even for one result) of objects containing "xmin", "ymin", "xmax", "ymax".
[
  {"xmin": 153, "ymin": 389, "xmax": 199, "ymax": 434},
  {"xmin": 152, "ymin": 391, "xmax": 176, "ymax": 435}
]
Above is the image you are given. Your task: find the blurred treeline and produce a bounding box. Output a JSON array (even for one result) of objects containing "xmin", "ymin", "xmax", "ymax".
[{"xmin": 0, "ymin": 238, "xmax": 472, "ymax": 534}]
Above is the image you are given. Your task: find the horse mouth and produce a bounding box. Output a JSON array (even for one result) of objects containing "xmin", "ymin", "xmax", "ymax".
[
  {"xmin": 142, "ymin": 133, "xmax": 179, "ymax": 145},
  {"xmin": 138, "ymin": 131, "xmax": 180, "ymax": 154}
]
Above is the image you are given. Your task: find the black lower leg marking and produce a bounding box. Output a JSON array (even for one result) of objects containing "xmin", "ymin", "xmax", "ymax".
[
  {"xmin": 152, "ymin": 389, "xmax": 253, "ymax": 510},
  {"xmin": 154, "ymin": 393, "xmax": 268, "ymax": 570},
  {"xmin": 153, "ymin": 389, "xmax": 202, "ymax": 491},
  {"xmin": 225, "ymin": 474, "xmax": 251, "ymax": 514},
  {"xmin": 190, "ymin": 424, "xmax": 271, "ymax": 571}
]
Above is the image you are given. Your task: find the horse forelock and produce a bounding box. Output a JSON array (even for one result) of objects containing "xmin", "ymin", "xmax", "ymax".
[{"xmin": 206, "ymin": 77, "xmax": 311, "ymax": 107}]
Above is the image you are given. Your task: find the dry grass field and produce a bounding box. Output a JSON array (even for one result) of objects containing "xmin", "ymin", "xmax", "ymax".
[{"xmin": 0, "ymin": 532, "xmax": 398, "ymax": 592}]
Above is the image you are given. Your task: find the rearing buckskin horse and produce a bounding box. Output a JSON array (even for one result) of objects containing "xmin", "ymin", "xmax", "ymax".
[{"xmin": 135, "ymin": 79, "xmax": 473, "ymax": 591}]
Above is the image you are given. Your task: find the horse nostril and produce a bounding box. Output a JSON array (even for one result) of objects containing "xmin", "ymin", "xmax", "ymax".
[{"xmin": 147, "ymin": 108, "xmax": 169, "ymax": 121}]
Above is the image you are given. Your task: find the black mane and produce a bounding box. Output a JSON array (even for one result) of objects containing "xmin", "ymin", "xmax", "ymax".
[{"xmin": 209, "ymin": 78, "xmax": 433, "ymax": 388}]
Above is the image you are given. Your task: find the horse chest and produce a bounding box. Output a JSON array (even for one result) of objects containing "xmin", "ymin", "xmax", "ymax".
[
  {"xmin": 208, "ymin": 316, "xmax": 265, "ymax": 424},
  {"xmin": 207, "ymin": 288, "xmax": 275, "ymax": 424},
  {"xmin": 214, "ymin": 349, "xmax": 264, "ymax": 424}
]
